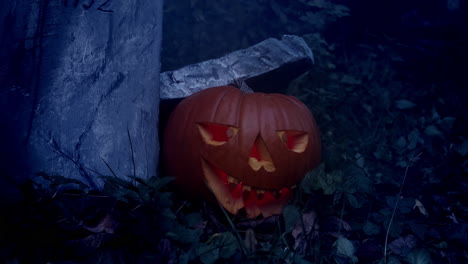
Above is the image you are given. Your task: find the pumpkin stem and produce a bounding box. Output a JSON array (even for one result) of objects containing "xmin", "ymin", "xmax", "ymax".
[{"xmin": 229, "ymin": 78, "xmax": 254, "ymax": 94}]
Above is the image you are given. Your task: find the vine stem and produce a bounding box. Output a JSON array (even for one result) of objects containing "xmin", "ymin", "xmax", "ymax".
[
  {"xmin": 218, "ymin": 203, "xmax": 248, "ymax": 257},
  {"xmin": 384, "ymin": 152, "xmax": 422, "ymax": 264}
]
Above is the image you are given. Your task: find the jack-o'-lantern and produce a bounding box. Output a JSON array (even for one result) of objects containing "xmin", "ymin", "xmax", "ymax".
[{"xmin": 163, "ymin": 86, "xmax": 321, "ymax": 218}]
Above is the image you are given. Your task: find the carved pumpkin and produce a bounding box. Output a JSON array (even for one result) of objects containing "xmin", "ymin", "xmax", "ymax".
[{"xmin": 163, "ymin": 86, "xmax": 321, "ymax": 218}]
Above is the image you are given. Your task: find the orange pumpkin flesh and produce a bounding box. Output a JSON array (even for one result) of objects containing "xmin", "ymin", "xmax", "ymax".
[{"xmin": 163, "ymin": 86, "xmax": 321, "ymax": 218}]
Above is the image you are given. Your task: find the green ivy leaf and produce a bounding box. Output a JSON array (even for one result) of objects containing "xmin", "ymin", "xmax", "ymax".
[
  {"xmin": 407, "ymin": 129, "xmax": 423, "ymax": 150},
  {"xmin": 301, "ymin": 164, "xmax": 327, "ymax": 194},
  {"xmin": 160, "ymin": 208, "xmax": 177, "ymax": 231},
  {"xmin": 36, "ymin": 172, "xmax": 89, "ymax": 189},
  {"xmin": 374, "ymin": 144, "xmax": 393, "ymax": 161},
  {"xmin": 283, "ymin": 205, "xmax": 301, "ymax": 233},
  {"xmin": 434, "ymin": 241, "xmax": 448, "ymax": 249},
  {"xmin": 184, "ymin": 212, "xmax": 204, "ymax": 228},
  {"xmin": 395, "ymin": 99, "xmax": 416, "ymax": 109},
  {"xmin": 197, "ymin": 232, "xmax": 238, "ymax": 264},
  {"xmin": 395, "ymin": 136, "xmax": 407, "ymax": 150},
  {"xmin": 409, "ymin": 221, "xmax": 428, "ymax": 240},
  {"xmin": 396, "ymin": 159, "xmax": 408, "ymax": 168},
  {"xmin": 363, "ymin": 221, "xmax": 380, "ymax": 235},
  {"xmin": 438, "ymin": 116, "xmax": 456, "ymax": 132},
  {"xmin": 147, "ymin": 176, "xmax": 174, "ymax": 190},
  {"xmin": 166, "ymin": 225, "xmax": 202, "ymax": 244},
  {"xmin": 378, "ymin": 255, "xmax": 402, "ymax": 264},
  {"xmin": 102, "ymin": 176, "xmax": 138, "ymax": 192},
  {"xmin": 454, "ymin": 139, "xmax": 468, "ymax": 156},
  {"xmin": 406, "ymin": 249, "xmax": 431, "ymax": 264},
  {"xmin": 398, "ymin": 198, "xmax": 414, "ymax": 214},
  {"xmin": 293, "ymin": 255, "xmax": 314, "ymax": 264},
  {"xmin": 424, "ymin": 125, "xmax": 443, "ymax": 137},
  {"xmin": 158, "ymin": 192, "xmax": 174, "ymax": 208},
  {"xmin": 346, "ymin": 193, "xmax": 361, "ymax": 208},
  {"xmin": 333, "ymin": 237, "xmax": 358, "ymax": 263},
  {"xmin": 343, "ymin": 166, "xmax": 372, "ymax": 195},
  {"xmin": 341, "ymin": 75, "xmax": 361, "ymax": 85}
]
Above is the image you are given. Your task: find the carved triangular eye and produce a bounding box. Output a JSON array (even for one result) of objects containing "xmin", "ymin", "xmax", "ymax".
[
  {"xmin": 277, "ymin": 131, "xmax": 309, "ymax": 153},
  {"xmin": 198, "ymin": 123, "xmax": 238, "ymax": 146}
]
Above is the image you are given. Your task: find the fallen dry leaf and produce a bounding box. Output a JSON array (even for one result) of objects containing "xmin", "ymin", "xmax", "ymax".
[
  {"xmin": 413, "ymin": 199, "xmax": 429, "ymax": 216},
  {"xmin": 388, "ymin": 234, "xmax": 418, "ymax": 255}
]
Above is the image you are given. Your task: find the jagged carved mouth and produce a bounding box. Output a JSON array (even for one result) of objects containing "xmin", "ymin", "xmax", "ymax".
[{"xmin": 201, "ymin": 158, "xmax": 294, "ymax": 218}]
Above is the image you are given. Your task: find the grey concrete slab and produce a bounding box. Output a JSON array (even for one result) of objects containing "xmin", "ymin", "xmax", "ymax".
[{"xmin": 160, "ymin": 35, "xmax": 314, "ymax": 99}]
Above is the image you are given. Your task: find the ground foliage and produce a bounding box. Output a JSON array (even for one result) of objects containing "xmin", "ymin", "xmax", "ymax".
[{"xmin": 2, "ymin": 0, "xmax": 467, "ymax": 263}]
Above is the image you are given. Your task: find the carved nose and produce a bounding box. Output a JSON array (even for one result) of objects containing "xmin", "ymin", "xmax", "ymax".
[{"xmin": 248, "ymin": 135, "xmax": 276, "ymax": 172}]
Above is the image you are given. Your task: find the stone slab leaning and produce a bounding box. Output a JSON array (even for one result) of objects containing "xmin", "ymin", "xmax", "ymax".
[{"xmin": 160, "ymin": 35, "xmax": 314, "ymax": 99}]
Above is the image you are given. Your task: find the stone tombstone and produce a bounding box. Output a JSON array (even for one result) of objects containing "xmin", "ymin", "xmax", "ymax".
[
  {"xmin": 160, "ymin": 35, "xmax": 314, "ymax": 99},
  {"xmin": 0, "ymin": 0, "xmax": 163, "ymax": 195}
]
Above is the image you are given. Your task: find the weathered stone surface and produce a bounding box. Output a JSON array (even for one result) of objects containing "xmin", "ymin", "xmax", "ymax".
[
  {"xmin": 160, "ymin": 35, "xmax": 314, "ymax": 99},
  {"xmin": 0, "ymin": 0, "xmax": 163, "ymax": 192}
]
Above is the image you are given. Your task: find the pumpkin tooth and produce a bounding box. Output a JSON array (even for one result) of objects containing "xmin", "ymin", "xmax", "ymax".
[
  {"xmin": 230, "ymin": 182, "xmax": 243, "ymax": 199},
  {"xmin": 228, "ymin": 182, "xmax": 237, "ymax": 190},
  {"xmin": 270, "ymin": 190, "xmax": 280, "ymax": 199},
  {"xmin": 242, "ymin": 185, "xmax": 252, "ymax": 192},
  {"xmin": 260, "ymin": 191, "xmax": 276, "ymax": 203},
  {"xmin": 243, "ymin": 188, "xmax": 251, "ymax": 201},
  {"xmin": 279, "ymin": 187, "xmax": 292, "ymax": 197},
  {"xmin": 245, "ymin": 190, "xmax": 260, "ymax": 205},
  {"xmin": 255, "ymin": 189, "xmax": 266, "ymax": 200},
  {"xmin": 228, "ymin": 175, "xmax": 241, "ymax": 184},
  {"xmin": 228, "ymin": 175, "xmax": 236, "ymax": 183}
]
